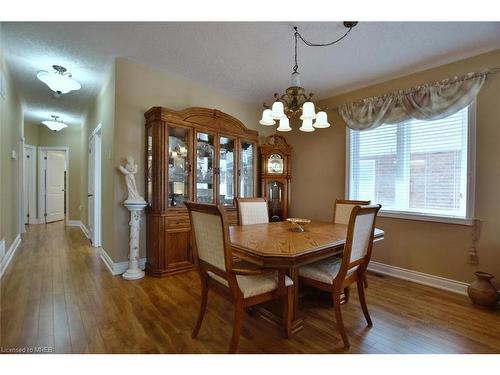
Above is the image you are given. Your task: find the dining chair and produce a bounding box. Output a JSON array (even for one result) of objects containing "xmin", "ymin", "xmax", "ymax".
[
  {"xmin": 333, "ymin": 199, "xmax": 371, "ymax": 294},
  {"xmin": 299, "ymin": 204, "xmax": 382, "ymax": 349},
  {"xmin": 235, "ymin": 197, "xmax": 269, "ymax": 225},
  {"xmin": 185, "ymin": 201, "xmax": 293, "ymax": 353}
]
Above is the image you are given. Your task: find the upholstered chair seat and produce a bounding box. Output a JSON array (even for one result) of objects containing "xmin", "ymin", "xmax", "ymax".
[
  {"xmin": 208, "ymin": 271, "xmax": 293, "ymax": 298},
  {"xmin": 300, "ymin": 258, "xmax": 358, "ymax": 285},
  {"xmin": 299, "ymin": 258, "xmax": 341, "ymax": 285}
]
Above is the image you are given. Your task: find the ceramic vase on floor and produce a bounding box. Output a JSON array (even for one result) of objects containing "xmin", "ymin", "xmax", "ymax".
[{"xmin": 467, "ymin": 271, "xmax": 500, "ymax": 309}]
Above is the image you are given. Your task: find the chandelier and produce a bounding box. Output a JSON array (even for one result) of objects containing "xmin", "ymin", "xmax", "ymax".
[
  {"xmin": 37, "ymin": 65, "xmax": 81, "ymax": 96},
  {"xmin": 42, "ymin": 115, "xmax": 68, "ymax": 131},
  {"xmin": 260, "ymin": 22, "xmax": 358, "ymax": 132}
]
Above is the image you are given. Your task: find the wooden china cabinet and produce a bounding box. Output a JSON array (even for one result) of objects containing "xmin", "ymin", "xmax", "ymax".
[
  {"xmin": 259, "ymin": 134, "xmax": 292, "ymax": 221},
  {"xmin": 144, "ymin": 107, "xmax": 259, "ymax": 277}
]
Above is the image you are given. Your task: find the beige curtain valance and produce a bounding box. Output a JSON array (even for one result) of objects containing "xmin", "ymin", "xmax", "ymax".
[{"xmin": 338, "ymin": 70, "xmax": 495, "ymax": 130}]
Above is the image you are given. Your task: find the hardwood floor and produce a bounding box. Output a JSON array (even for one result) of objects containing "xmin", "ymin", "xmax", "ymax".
[{"xmin": 1, "ymin": 221, "xmax": 500, "ymax": 354}]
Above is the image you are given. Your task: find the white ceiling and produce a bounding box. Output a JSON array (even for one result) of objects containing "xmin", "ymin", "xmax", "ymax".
[{"xmin": 3, "ymin": 22, "xmax": 500, "ymax": 127}]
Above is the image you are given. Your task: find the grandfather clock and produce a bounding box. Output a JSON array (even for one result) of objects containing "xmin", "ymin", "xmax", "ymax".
[{"xmin": 259, "ymin": 134, "xmax": 292, "ymax": 221}]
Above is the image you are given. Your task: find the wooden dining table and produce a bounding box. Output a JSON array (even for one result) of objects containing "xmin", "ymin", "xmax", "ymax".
[{"xmin": 229, "ymin": 220, "xmax": 385, "ymax": 335}]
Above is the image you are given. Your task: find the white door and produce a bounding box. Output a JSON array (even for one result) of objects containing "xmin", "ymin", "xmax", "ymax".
[
  {"xmin": 45, "ymin": 150, "xmax": 66, "ymax": 223},
  {"xmin": 88, "ymin": 127, "xmax": 102, "ymax": 247},
  {"xmin": 88, "ymin": 136, "xmax": 95, "ymax": 243},
  {"xmin": 23, "ymin": 146, "xmax": 37, "ymax": 224}
]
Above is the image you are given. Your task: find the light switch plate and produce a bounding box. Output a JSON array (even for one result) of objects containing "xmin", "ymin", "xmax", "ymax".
[{"xmin": 11, "ymin": 150, "xmax": 17, "ymax": 160}]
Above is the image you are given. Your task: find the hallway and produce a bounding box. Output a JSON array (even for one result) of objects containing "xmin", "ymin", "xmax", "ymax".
[{"xmin": 1, "ymin": 222, "xmax": 500, "ymax": 354}]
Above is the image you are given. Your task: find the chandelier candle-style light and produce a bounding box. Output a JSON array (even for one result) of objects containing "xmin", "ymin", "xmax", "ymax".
[
  {"xmin": 260, "ymin": 22, "xmax": 358, "ymax": 132},
  {"xmin": 37, "ymin": 65, "xmax": 81, "ymax": 96},
  {"xmin": 42, "ymin": 115, "xmax": 68, "ymax": 131}
]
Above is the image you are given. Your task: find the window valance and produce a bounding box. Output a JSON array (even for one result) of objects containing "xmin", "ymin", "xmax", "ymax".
[{"xmin": 338, "ymin": 70, "xmax": 497, "ymax": 130}]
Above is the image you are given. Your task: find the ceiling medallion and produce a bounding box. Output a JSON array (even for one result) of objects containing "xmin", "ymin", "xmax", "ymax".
[
  {"xmin": 260, "ymin": 22, "xmax": 358, "ymax": 132},
  {"xmin": 37, "ymin": 65, "xmax": 81, "ymax": 97},
  {"xmin": 42, "ymin": 115, "xmax": 68, "ymax": 131}
]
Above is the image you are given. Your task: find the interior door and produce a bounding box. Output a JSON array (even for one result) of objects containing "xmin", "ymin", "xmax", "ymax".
[
  {"xmin": 45, "ymin": 150, "xmax": 66, "ymax": 223},
  {"xmin": 88, "ymin": 135, "xmax": 95, "ymax": 243},
  {"xmin": 23, "ymin": 146, "xmax": 37, "ymax": 224}
]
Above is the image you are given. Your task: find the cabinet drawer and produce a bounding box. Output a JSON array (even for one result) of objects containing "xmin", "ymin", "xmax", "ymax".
[{"xmin": 166, "ymin": 215, "xmax": 190, "ymax": 229}]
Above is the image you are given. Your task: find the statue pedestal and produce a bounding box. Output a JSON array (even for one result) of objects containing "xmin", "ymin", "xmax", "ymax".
[{"xmin": 123, "ymin": 201, "xmax": 147, "ymax": 280}]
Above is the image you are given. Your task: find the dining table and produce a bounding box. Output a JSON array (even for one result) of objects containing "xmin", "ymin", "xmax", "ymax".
[{"xmin": 229, "ymin": 220, "xmax": 385, "ymax": 335}]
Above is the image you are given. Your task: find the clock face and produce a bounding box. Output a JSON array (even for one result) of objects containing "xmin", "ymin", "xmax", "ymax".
[{"xmin": 268, "ymin": 153, "xmax": 284, "ymax": 174}]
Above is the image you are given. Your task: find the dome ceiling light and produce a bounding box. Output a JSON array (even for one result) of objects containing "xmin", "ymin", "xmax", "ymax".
[
  {"xmin": 260, "ymin": 22, "xmax": 358, "ymax": 132},
  {"xmin": 42, "ymin": 115, "xmax": 68, "ymax": 131},
  {"xmin": 37, "ymin": 65, "xmax": 81, "ymax": 96}
]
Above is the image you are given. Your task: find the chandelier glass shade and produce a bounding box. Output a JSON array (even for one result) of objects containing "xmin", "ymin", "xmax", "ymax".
[
  {"xmin": 37, "ymin": 65, "xmax": 81, "ymax": 95},
  {"xmin": 259, "ymin": 22, "xmax": 358, "ymax": 132},
  {"xmin": 42, "ymin": 115, "xmax": 68, "ymax": 131}
]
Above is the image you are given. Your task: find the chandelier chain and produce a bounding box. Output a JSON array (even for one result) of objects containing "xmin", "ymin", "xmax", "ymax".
[{"xmin": 292, "ymin": 24, "xmax": 355, "ymax": 73}]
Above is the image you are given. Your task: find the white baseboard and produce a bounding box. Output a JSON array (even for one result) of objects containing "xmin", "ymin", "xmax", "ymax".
[
  {"xmin": 0, "ymin": 234, "xmax": 21, "ymax": 279},
  {"xmin": 80, "ymin": 223, "xmax": 90, "ymax": 238},
  {"xmin": 368, "ymin": 261, "xmax": 469, "ymax": 296},
  {"xmin": 100, "ymin": 247, "xmax": 146, "ymax": 276},
  {"xmin": 0, "ymin": 239, "xmax": 5, "ymax": 262},
  {"xmin": 67, "ymin": 220, "xmax": 90, "ymax": 239}
]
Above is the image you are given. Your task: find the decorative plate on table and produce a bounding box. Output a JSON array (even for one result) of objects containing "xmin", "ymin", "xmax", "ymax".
[{"xmin": 286, "ymin": 218, "xmax": 311, "ymax": 232}]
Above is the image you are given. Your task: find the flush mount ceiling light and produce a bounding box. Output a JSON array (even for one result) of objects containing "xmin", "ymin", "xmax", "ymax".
[
  {"xmin": 260, "ymin": 22, "xmax": 358, "ymax": 132},
  {"xmin": 37, "ymin": 65, "xmax": 81, "ymax": 96},
  {"xmin": 42, "ymin": 115, "xmax": 68, "ymax": 131}
]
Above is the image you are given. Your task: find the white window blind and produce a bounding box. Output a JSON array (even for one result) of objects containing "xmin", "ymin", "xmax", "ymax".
[{"xmin": 348, "ymin": 106, "xmax": 472, "ymax": 219}]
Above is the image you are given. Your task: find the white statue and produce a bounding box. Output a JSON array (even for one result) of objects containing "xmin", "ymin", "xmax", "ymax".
[{"xmin": 118, "ymin": 156, "xmax": 146, "ymax": 204}]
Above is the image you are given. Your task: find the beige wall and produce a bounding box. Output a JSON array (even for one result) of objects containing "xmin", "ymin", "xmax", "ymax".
[
  {"xmin": 81, "ymin": 63, "xmax": 116, "ymax": 256},
  {"xmin": 112, "ymin": 58, "xmax": 266, "ymax": 262},
  {"xmin": 24, "ymin": 122, "xmax": 40, "ymax": 146},
  {"xmin": 0, "ymin": 23, "xmax": 23, "ymax": 250},
  {"xmin": 23, "ymin": 122, "xmax": 83, "ymax": 221},
  {"xmin": 285, "ymin": 48, "xmax": 500, "ymax": 284}
]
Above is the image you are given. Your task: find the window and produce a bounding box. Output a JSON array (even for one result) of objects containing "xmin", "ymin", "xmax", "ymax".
[{"xmin": 347, "ymin": 105, "xmax": 474, "ymax": 224}]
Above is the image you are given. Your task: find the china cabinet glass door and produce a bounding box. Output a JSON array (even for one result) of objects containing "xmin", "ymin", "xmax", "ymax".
[
  {"xmin": 167, "ymin": 126, "xmax": 190, "ymax": 207},
  {"xmin": 239, "ymin": 140, "xmax": 254, "ymax": 197},
  {"xmin": 219, "ymin": 136, "xmax": 235, "ymax": 206},
  {"xmin": 196, "ymin": 132, "xmax": 215, "ymax": 203}
]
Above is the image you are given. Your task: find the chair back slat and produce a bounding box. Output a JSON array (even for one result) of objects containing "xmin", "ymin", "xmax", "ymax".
[
  {"xmin": 190, "ymin": 210, "xmax": 227, "ymax": 271},
  {"xmin": 185, "ymin": 202, "xmax": 235, "ymax": 279},
  {"xmin": 349, "ymin": 211, "xmax": 377, "ymax": 264},
  {"xmin": 334, "ymin": 199, "xmax": 371, "ymax": 224},
  {"xmin": 236, "ymin": 198, "xmax": 269, "ymax": 225},
  {"xmin": 338, "ymin": 204, "xmax": 381, "ymax": 278}
]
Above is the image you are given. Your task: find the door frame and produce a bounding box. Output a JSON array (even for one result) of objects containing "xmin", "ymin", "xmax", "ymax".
[
  {"xmin": 38, "ymin": 146, "xmax": 69, "ymax": 225},
  {"xmin": 23, "ymin": 144, "xmax": 38, "ymax": 225},
  {"xmin": 88, "ymin": 123, "xmax": 102, "ymax": 247},
  {"xmin": 19, "ymin": 138, "xmax": 26, "ymax": 233}
]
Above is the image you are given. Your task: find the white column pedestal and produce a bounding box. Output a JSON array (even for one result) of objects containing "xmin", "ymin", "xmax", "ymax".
[{"xmin": 123, "ymin": 201, "xmax": 147, "ymax": 280}]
